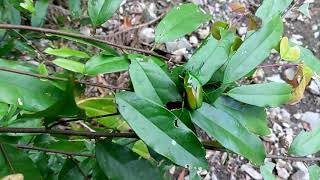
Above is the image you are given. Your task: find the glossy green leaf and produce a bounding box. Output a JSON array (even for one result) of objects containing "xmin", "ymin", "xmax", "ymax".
[
  {"xmin": 129, "ymin": 60, "xmax": 182, "ymax": 105},
  {"xmin": 255, "ymin": 0, "xmax": 293, "ymax": 24},
  {"xmin": 0, "ymin": 143, "xmax": 42, "ymax": 180},
  {"xmin": 309, "ymin": 165, "xmax": 320, "ymax": 180},
  {"xmin": 96, "ymin": 141, "xmax": 162, "ymax": 180},
  {"xmin": 58, "ymin": 159, "xmax": 84, "ymax": 180},
  {"xmin": 227, "ymin": 83, "xmax": 292, "ymax": 107},
  {"xmin": 289, "ymin": 127, "xmax": 320, "ymax": 156},
  {"xmin": 185, "ymin": 32, "xmax": 235, "ymax": 84},
  {"xmin": 45, "ymin": 140, "xmax": 88, "ymax": 154},
  {"xmin": 31, "ymin": 0, "xmax": 49, "ymax": 27},
  {"xmin": 0, "ymin": 59, "xmax": 63, "ymax": 112},
  {"xmin": 48, "ymin": 34, "xmax": 118, "ymax": 56},
  {"xmin": 299, "ymin": 46, "xmax": 320, "ymax": 75},
  {"xmin": 214, "ymin": 96, "xmax": 270, "ymax": 136},
  {"xmin": 68, "ymin": 0, "xmax": 81, "ymax": 17},
  {"xmin": 44, "ymin": 47, "xmax": 89, "ymax": 58},
  {"xmin": 132, "ymin": 140, "xmax": 151, "ymax": 160},
  {"xmin": 223, "ymin": 15, "xmax": 283, "ymax": 84},
  {"xmin": 20, "ymin": 0, "xmax": 35, "ymax": 13},
  {"xmin": 38, "ymin": 63, "xmax": 49, "ymax": 76},
  {"xmin": 184, "ymin": 72, "xmax": 203, "ymax": 110},
  {"xmin": 298, "ymin": 3, "xmax": 311, "ymax": 18},
  {"xmin": 260, "ymin": 162, "xmax": 276, "ymax": 180},
  {"xmin": 191, "ymin": 103, "xmax": 265, "ymax": 165},
  {"xmin": 1, "ymin": 0, "xmax": 21, "ymax": 25},
  {"xmin": 116, "ymin": 92, "xmax": 208, "ymax": 168},
  {"xmin": 210, "ymin": 21, "xmax": 229, "ymax": 40},
  {"xmin": 85, "ymin": 55, "xmax": 129, "ymax": 76},
  {"xmin": 88, "ymin": 0, "xmax": 124, "ymax": 26},
  {"xmin": 155, "ymin": 3, "xmax": 211, "ymax": 43},
  {"xmin": 77, "ymin": 97, "xmax": 117, "ymax": 116},
  {"xmin": 0, "ymin": 103, "xmax": 8, "ymax": 120},
  {"xmin": 127, "ymin": 54, "xmax": 167, "ymax": 70},
  {"xmin": 52, "ymin": 58, "xmax": 85, "ymax": 73}
]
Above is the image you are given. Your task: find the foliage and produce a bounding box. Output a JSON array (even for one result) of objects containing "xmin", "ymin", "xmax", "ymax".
[{"xmin": 0, "ymin": 0, "xmax": 319, "ymax": 179}]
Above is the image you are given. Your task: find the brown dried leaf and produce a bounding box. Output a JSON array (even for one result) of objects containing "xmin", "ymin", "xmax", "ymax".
[{"xmin": 229, "ymin": 3, "xmax": 247, "ymax": 13}]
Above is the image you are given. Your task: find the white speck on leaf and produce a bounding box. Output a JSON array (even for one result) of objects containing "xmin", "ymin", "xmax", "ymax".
[
  {"xmin": 171, "ymin": 140, "xmax": 177, "ymax": 146},
  {"xmin": 17, "ymin": 98, "xmax": 23, "ymax": 106}
]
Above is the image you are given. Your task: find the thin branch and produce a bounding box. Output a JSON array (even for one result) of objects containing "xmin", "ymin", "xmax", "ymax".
[
  {"xmin": 0, "ymin": 144, "xmax": 15, "ymax": 174},
  {"xmin": 0, "ymin": 24, "xmax": 169, "ymax": 60},
  {"xmin": 48, "ymin": 113, "xmax": 120, "ymax": 129},
  {"xmin": 0, "ymin": 66, "xmax": 120, "ymax": 90},
  {"xmin": 0, "ymin": 127, "xmax": 138, "ymax": 138},
  {"xmin": 102, "ymin": 13, "xmax": 165, "ymax": 38},
  {"xmin": 15, "ymin": 144, "xmax": 95, "ymax": 158},
  {"xmin": 257, "ymin": 64, "xmax": 299, "ymax": 68}
]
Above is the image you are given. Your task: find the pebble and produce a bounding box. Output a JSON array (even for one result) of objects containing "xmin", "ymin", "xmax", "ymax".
[
  {"xmin": 240, "ymin": 164, "xmax": 262, "ymax": 180},
  {"xmin": 276, "ymin": 166, "xmax": 290, "ymax": 179},
  {"xmin": 266, "ymin": 74, "xmax": 286, "ymax": 83},
  {"xmin": 198, "ymin": 27, "xmax": 210, "ymax": 39},
  {"xmin": 280, "ymin": 109, "xmax": 291, "ymax": 122},
  {"xmin": 262, "ymin": 132, "xmax": 278, "ymax": 142},
  {"xmin": 300, "ymin": 111, "xmax": 320, "ymax": 129},
  {"xmin": 314, "ymin": 32, "xmax": 320, "ymax": 39},
  {"xmin": 189, "ymin": 36, "xmax": 199, "ymax": 46},
  {"xmin": 308, "ymin": 79, "xmax": 320, "ymax": 96},
  {"xmin": 80, "ymin": 26, "xmax": 91, "ymax": 36},
  {"xmin": 292, "ymin": 162, "xmax": 308, "ymax": 173},
  {"xmin": 283, "ymin": 68, "xmax": 296, "ymax": 80},
  {"xmin": 165, "ymin": 38, "xmax": 192, "ymax": 53},
  {"xmin": 291, "ymin": 170, "xmax": 309, "ymax": 180},
  {"xmin": 145, "ymin": 2, "xmax": 157, "ymax": 20},
  {"xmin": 238, "ymin": 27, "xmax": 247, "ymax": 36},
  {"xmin": 139, "ymin": 27, "xmax": 155, "ymax": 43}
]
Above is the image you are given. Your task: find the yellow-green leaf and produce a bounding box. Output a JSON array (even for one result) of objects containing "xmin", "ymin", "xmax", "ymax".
[{"xmin": 280, "ymin": 37, "xmax": 301, "ymax": 62}]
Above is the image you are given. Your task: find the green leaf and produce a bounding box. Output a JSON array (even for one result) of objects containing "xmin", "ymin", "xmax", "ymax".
[
  {"xmin": 96, "ymin": 140, "xmax": 162, "ymax": 180},
  {"xmin": 191, "ymin": 103, "xmax": 265, "ymax": 165},
  {"xmin": 129, "ymin": 60, "xmax": 182, "ymax": 105},
  {"xmin": 38, "ymin": 63, "xmax": 49, "ymax": 76},
  {"xmin": 298, "ymin": 3, "xmax": 311, "ymax": 18},
  {"xmin": 52, "ymin": 58, "xmax": 85, "ymax": 73},
  {"xmin": 116, "ymin": 92, "xmax": 208, "ymax": 168},
  {"xmin": 214, "ymin": 96, "xmax": 270, "ymax": 136},
  {"xmin": 88, "ymin": 0, "xmax": 124, "ymax": 26},
  {"xmin": 155, "ymin": 3, "xmax": 211, "ymax": 43},
  {"xmin": 184, "ymin": 32, "xmax": 235, "ymax": 84},
  {"xmin": 289, "ymin": 127, "xmax": 320, "ymax": 156},
  {"xmin": 44, "ymin": 47, "xmax": 89, "ymax": 58},
  {"xmin": 255, "ymin": 0, "xmax": 293, "ymax": 24},
  {"xmin": 223, "ymin": 15, "xmax": 283, "ymax": 84},
  {"xmin": 0, "ymin": 143, "xmax": 42, "ymax": 180},
  {"xmin": 77, "ymin": 97, "xmax": 117, "ymax": 116},
  {"xmin": 299, "ymin": 46, "xmax": 320, "ymax": 75},
  {"xmin": 227, "ymin": 82, "xmax": 292, "ymax": 107},
  {"xmin": 309, "ymin": 165, "xmax": 320, "ymax": 180},
  {"xmin": 132, "ymin": 140, "xmax": 151, "ymax": 160},
  {"xmin": 260, "ymin": 162, "xmax": 276, "ymax": 180},
  {"xmin": 45, "ymin": 140, "xmax": 88, "ymax": 154},
  {"xmin": 0, "ymin": 103, "xmax": 8, "ymax": 120},
  {"xmin": 1, "ymin": 0, "xmax": 21, "ymax": 25},
  {"xmin": 85, "ymin": 55, "xmax": 129, "ymax": 76},
  {"xmin": 68, "ymin": 0, "xmax": 81, "ymax": 17},
  {"xmin": 280, "ymin": 37, "xmax": 300, "ymax": 62},
  {"xmin": 58, "ymin": 159, "xmax": 84, "ymax": 180},
  {"xmin": 49, "ymin": 34, "xmax": 118, "ymax": 56},
  {"xmin": 31, "ymin": 0, "xmax": 49, "ymax": 27},
  {"xmin": 0, "ymin": 59, "xmax": 64, "ymax": 112},
  {"xmin": 20, "ymin": 0, "xmax": 35, "ymax": 13}
]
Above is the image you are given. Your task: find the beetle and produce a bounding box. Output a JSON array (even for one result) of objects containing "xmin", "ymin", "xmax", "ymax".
[{"xmin": 183, "ymin": 72, "xmax": 203, "ymax": 110}]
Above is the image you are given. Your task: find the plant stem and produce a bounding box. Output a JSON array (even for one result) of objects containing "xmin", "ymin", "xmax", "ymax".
[
  {"xmin": 0, "ymin": 127, "xmax": 138, "ymax": 138},
  {"xmin": 0, "ymin": 66, "xmax": 121, "ymax": 90},
  {"xmin": 15, "ymin": 144, "xmax": 95, "ymax": 158},
  {"xmin": 0, "ymin": 24, "xmax": 169, "ymax": 60}
]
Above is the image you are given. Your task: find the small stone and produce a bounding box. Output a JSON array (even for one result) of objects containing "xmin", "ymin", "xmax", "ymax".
[
  {"xmin": 165, "ymin": 38, "xmax": 192, "ymax": 53},
  {"xmin": 312, "ymin": 25, "xmax": 318, "ymax": 31},
  {"xmin": 273, "ymin": 123, "xmax": 283, "ymax": 134},
  {"xmin": 276, "ymin": 166, "xmax": 290, "ymax": 179},
  {"xmin": 189, "ymin": 36, "xmax": 199, "ymax": 46},
  {"xmin": 188, "ymin": 0, "xmax": 205, "ymax": 5},
  {"xmin": 241, "ymin": 164, "xmax": 262, "ymax": 180},
  {"xmin": 145, "ymin": 2, "xmax": 157, "ymax": 20},
  {"xmin": 139, "ymin": 27, "xmax": 155, "ymax": 44},
  {"xmin": 80, "ymin": 26, "xmax": 91, "ymax": 36},
  {"xmin": 211, "ymin": 172, "xmax": 218, "ymax": 180},
  {"xmin": 199, "ymin": 169, "xmax": 208, "ymax": 176},
  {"xmin": 293, "ymin": 162, "xmax": 308, "ymax": 172},
  {"xmin": 238, "ymin": 27, "xmax": 247, "ymax": 36},
  {"xmin": 308, "ymin": 79, "xmax": 320, "ymax": 95},
  {"xmin": 293, "ymin": 113, "xmax": 302, "ymax": 119},
  {"xmin": 291, "ymin": 170, "xmax": 309, "ymax": 180},
  {"xmin": 280, "ymin": 109, "xmax": 291, "ymax": 122},
  {"xmin": 301, "ymin": 112, "xmax": 320, "ymax": 129},
  {"xmin": 198, "ymin": 27, "xmax": 210, "ymax": 39},
  {"xmin": 284, "ymin": 68, "xmax": 296, "ymax": 80},
  {"xmin": 315, "ymin": 32, "xmax": 320, "ymax": 39},
  {"xmin": 266, "ymin": 75, "xmax": 286, "ymax": 83}
]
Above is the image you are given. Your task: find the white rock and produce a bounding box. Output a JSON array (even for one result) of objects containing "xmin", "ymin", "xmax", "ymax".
[
  {"xmin": 292, "ymin": 162, "xmax": 308, "ymax": 173},
  {"xmin": 314, "ymin": 32, "xmax": 320, "ymax": 39},
  {"xmin": 241, "ymin": 164, "xmax": 262, "ymax": 180},
  {"xmin": 312, "ymin": 25, "xmax": 318, "ymax": 31},
  {"xmin": 211, "ymin": 172, "xmax": 218, "ymax": 180},
  {"xmin": 165, "ymin": 38, "xmax": 192, "ymax": 53},
  {"xmin": 284, "ymin": 68, "xmax": 296, "ymax": 80},
  {"xmin": 276, "ymin": 166, "xmax": 290, "ymax": 179},
  {"xmin": 188, "ymin": 0, "xmax": 205, "ymax": 5},
  {"xmin": 80, "ymin": 26, "xmax": 91, "ymax": 36},
  {"xmin": 238, "ymin": 27, "xmax": 247, "ymax": 36},
  {"xmin": 146, "ymin": 3, "xmax": 157, "ymax": 20},
  {"xmin": 139, "ymin": 27, "xmax": 155, "ymax": 44},
  {"xmin": 266, "ymin": 74, "xmax": 286, "ymax": 83},
  {"xmin": 308, "ymin": 79, "xmax": 320, "ymax": 95},
  {"xmin": 293, "ymin": 113, "xmax": 302, "ymax": 119},
  {"xmin": 198, "ymin": 27, "xmax": 210, "ymax": 39},
  {"xmin": 273, "ymin": 123, "xmax": 283, "ymax": 134},
  {"xmin": 301, "ymin": 112, "xmax": 320, "ymax": 129},
  {"xmin": 280, "ymin": 109, "xmax": 291, "ymax": 122},
  {"xmin": 189, "ymin": 36, "xmax": 199, "ymax": 46},
  {"xmin": 291, "ymin": 170, "xmax": 309, "ymax": 180}
]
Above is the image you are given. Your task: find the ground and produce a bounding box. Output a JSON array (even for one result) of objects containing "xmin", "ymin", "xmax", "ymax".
[{"xmin": 46, "ymin": 0, "xmax": 320, "ymax": 179}]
